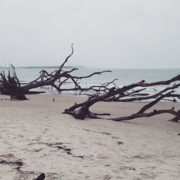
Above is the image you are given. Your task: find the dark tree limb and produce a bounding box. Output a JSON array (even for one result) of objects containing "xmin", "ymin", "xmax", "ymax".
[
  {"xmin": 0, "ymin": 65, "xmax": 27, "ymax": 100},
  {"xmin": 109, "ymin": 108, "xmax": 180, "ymax": 121},
  {"xmin": 64, "ymin": 74, "xmax": 180, "ymax": 122},
  {"xmin": 136, "ymin": 91, "xmax": 173, "ymax": 114},
  {"xmin": 0, "ymin": 45, "xmax": 112, "ymax": 99}
]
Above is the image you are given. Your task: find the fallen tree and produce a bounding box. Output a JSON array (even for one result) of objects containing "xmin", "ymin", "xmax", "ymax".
[
  {"xmin": 0, "ymin": 45, "xmax": 111, "ymax": 100},
  {"xmin": 1, "ymin": 45, "xmax": 180, "ymax": 122},
  {"xmin": 63, "ymin": 74, "xmax": 180, "ymax": 122}
]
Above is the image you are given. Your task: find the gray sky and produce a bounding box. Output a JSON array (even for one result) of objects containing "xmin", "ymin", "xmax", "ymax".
[{"xmin": 0, "ymin": 0, "xmax": 180, "ymax": 68}]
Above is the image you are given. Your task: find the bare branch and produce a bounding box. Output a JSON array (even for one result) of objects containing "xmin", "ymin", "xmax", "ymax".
[{"xmin": 109, "ymin": 108, "xmax": 180, "ymax": 121}]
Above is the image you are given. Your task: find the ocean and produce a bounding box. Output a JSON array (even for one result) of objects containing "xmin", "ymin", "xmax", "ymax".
[{"xmin": 1, "ymin": 66, "xmax": 180, "ymax": 97}]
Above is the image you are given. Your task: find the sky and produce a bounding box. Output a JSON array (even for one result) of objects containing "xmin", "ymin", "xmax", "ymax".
[{"xmin": 0, "ymin": 0, "xmax": 180, "ymax": 69}]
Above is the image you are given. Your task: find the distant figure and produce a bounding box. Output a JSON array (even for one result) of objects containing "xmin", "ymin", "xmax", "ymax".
[{"xmin": 39, "ymin": 70, "xmax": 46, "ymax": 81}]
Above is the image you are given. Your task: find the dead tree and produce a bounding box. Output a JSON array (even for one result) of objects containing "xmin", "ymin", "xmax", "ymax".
[
  {"xmin": 1, "ymin": 45, "xmax": 180, "ymax": 123},
  {"xmin": 0, "ymin": 65, "xmax": 27, "ymax": 100},
  {"xmin": 63, "ymin": 75, "xmax": 180, "ymax": 122},
  {"xmin": 0, "ymin": 45, "xmax": 112, "ymax": 100}
]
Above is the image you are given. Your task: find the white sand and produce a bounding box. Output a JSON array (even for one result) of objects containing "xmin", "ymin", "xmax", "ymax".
[{"xmin": 0, "ymin": 94, "xmax": 180, "ymax": 180}]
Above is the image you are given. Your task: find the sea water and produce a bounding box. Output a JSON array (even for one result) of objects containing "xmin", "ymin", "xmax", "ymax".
[{"xmin": 1, "ymin": 66, "xmax": 180, "ymax": 97}]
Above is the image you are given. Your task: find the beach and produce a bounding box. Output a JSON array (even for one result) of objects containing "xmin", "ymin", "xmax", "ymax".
[{"xmin": 0, "ymin": 93, "xmax": 180, "ymax": 180}]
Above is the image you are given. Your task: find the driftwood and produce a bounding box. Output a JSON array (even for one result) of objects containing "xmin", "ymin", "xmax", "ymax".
[
  {"xmin": 35, "ymin": 173, "xmax": 45, "ymax": 180},
  {"xmin": 0, "ymin": 45, "xmax": 111, "ymax": 100},
  {"xmin": 0, "ymin": 65, "xmax": 27, "ymax": 100},
  {"xmin": 21, "ymin": 44, "xmax": 111, "ymax": 95},
  {"xmin": 64, "ymin": 75, "xmax": 180, "ymax": 122},
  {"xmin": 1, "ymin": 45, "xmax": 180, "ymax": 123}
]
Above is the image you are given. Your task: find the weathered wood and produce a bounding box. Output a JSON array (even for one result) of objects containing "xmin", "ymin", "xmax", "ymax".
[
  {"xmin": 35, "ymin": 173, "xmax": 45, "ymax": 180},
  {"xmin": 109, "ymin": 108, "xmax": 180, "ymax": 121},
  {"xmin": 64, "ymin": 75, "xmax": 180, "ymax": 122},
  {"xmin": 0, "ymin": 45, "xmax": 112, "ymax": 99}
]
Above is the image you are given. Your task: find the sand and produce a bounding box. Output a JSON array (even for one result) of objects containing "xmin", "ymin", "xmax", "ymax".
[{"xmin": 0, "ymin": 93, "xmax": 180, "ymax": 180}]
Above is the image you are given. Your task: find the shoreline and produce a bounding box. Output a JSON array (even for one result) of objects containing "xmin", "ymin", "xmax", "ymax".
[{"xmin": 0, "ymin": 94, "xmax": 180, "ymax": 179}]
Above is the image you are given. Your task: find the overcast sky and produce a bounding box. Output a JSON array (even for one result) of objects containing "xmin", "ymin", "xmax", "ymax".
[{"xmin": 0, "ymin": 0, "xmax": 180, "ymax": 68}]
